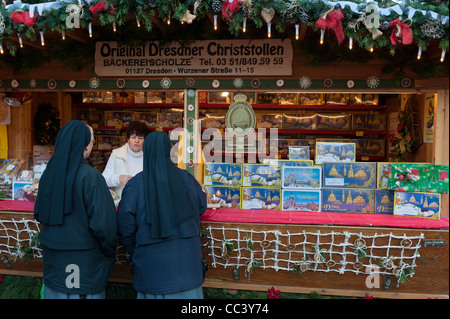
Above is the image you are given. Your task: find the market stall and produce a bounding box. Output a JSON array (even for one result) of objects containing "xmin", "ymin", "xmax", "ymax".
[{"xmin": 1, "ymin": 0, "xmax": 449, "ymax": 299}]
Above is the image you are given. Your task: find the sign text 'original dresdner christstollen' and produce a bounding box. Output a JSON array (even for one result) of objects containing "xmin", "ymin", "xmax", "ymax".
[{"xmin": 95, "ymin": 39, "xmax": 293, "ymax": 76}]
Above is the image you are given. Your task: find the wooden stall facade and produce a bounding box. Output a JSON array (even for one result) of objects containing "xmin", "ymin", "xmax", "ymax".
[{"xmin": 1, "ymin": 36, "xmax": 449, "ymax": 299}]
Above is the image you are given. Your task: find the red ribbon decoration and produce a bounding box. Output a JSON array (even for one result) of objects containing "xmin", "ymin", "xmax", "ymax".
[
  {"xmin": 389, "ymin": 18, "xmax": 413, "ymax": 45},
  {"xmin": 10, "ymin": 11, "xmax": 37, "ymax": 28},
  {"xmin": 222, "ymin": 0, "xmax": 245, "ymax": 22},
  {"xmin": 315, "ymin": 9, "xmax": 345, "ymax": 45},
  {"xmin": 89, "ymin": 1, "xmax": 115, "ymax": 16}
]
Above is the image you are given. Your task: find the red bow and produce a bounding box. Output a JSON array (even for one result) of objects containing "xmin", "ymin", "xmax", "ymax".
[
  {"xmin": 389, "ymin": 18, "xmax": 413, "ymax": 45},
  {"xmin": 315, "ymin": 9, "xmax": 345, "ymax": 45},
  {"xmin": 222, "ymin": 0, "xmax": 246, "ymax": 22},
  {"xmin": 10, "ymin": 11, "xmax": 37, "ymax": 27},
  {"xmin": 89, "ymin": 1, "xmax": 115, "ymax": 16}
]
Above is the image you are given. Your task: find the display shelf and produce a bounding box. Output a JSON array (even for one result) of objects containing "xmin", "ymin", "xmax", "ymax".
[
  {"xmin": 204, "ymin": 152, "xmax": 386, "ymax": 161},
  {"xmin": 92, "ymin": 125, "xmax": 177, "ymax": 131},
  {"xmin": 200, "ymin": 103, "xmax": 387, "ymax": 110},
  {"xmin": 78, "ymin": 103, "xmax": 386, "ymax": 110},
  {"xmin": 75, "ymin": 103, "xmax": 183, "ymax": 108},
  {"xmin": 2, "ymin": 201, "xmax": 447, "ymax": 230},
  {"xmin": 200, "ymin": 208, "xmax": 449, "ymax": 229},
  {"xmin": 200, "ymin": 128, "xmax": 386, "ymax": 135}
]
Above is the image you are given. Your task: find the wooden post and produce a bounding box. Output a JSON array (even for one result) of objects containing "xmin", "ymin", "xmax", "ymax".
[
  {"xmin": 434, "ymin": 90, "xmax": 449, "ymax": 217},
  {"xmin": 7, "ymin": 100, "xmax": 32, "ymax": 162}
]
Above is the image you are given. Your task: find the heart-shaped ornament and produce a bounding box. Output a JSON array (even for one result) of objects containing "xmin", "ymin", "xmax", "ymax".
[{"xmin": 261, "ymin": 8, "xmax": 275, "ymax": 24}]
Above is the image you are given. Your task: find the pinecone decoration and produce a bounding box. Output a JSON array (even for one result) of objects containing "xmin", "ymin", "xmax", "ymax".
[
  {"xmin": 380, "ymin": 20, "xmax": 389, "ymax": 30},
  {"xmin": 299, "ymin": 11, "xmax": 309, "ymax": 24},
  {"xmin": 148, "ymin": 0, "xmax": 157, "ymax": 8},
  {"xmin": 211, "ymin": 0, "xmax": 222, "ymax": 14}
]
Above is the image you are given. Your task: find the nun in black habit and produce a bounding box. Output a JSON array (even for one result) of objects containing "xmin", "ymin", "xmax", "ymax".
[
  {"xmin": 117, "ymin": 131, "xmax": 207, "ymax": 299},
  {"xmin": 34, "ymin": 120, "xmax": 117, "ymax": 299}
]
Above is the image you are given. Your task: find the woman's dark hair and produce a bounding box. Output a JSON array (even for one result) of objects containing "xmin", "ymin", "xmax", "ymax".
[{"xmin": 126, "ymin": 121, "xmax": 150, "ymax": 139}]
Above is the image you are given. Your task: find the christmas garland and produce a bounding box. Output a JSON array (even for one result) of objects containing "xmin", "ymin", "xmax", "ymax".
[
  {"xmin": 0, "ymin": 1, "xmax": 448, "ymax": 77},
  {"xmin": 0, "ymin": 1, "xmax": 448, "ymax": 52}
]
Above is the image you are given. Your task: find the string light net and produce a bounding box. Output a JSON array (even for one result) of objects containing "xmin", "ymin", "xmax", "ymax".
[
  {"xmin": 205, "ymin": 225, "xmax": 424, "ymax": 285},
  {"xmin": 0, "ymin": 218, "xmax": 129, "ymax": 264}
]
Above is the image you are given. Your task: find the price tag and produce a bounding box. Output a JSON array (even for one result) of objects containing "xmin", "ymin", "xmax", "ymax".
[
  {"xmin": 356, "ymin": 131, "xmax": 364, "ymax": 137},
  {"xmin": 156, "ymin": 127, "xmax": 163, "ymax": 131},
  {"xmin": 115, "ymin": 125, "xmax": 122, "ymax": 129},
  {"xmin": 92, "ymin": 124, "xmax": 98, "ymax": 129},
  {"xmin": 361, "ymin": 156, "xmax": 369, "ymax": 161}
]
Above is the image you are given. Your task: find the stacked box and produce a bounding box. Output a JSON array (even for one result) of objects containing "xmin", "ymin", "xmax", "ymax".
[
  {"xmin": 323, "ymin": 162, "xmax": 376, "ymax": 188},
  {"xmin": 281, "ymin": 189, "xmax": 321, "ymax": 211},
  {"xmin": 263, "ymin": 159, "xmax": 313, "ymax": 167},
  {"xmin": 134, "ymin": 112, "xmax": 158, "ymax": 127},
  {"xmin": 375, "ymin": 189, "xmax": 395, "ymax": 215},
  {"xmin": 115, "ymin": 92, "xmax": 134, "ymax": 103},
  {"xmin": 105, "ymin": 111, "xmax": 133, "ymax": 127},
  {"xmin": 157, "ymin": 113, "xmax": 183, "ymax": 128},
  {"xmin": 393, "ymin": 191, "xmax": 441, "ymax": 219},
  {"xmin": 97, "ymin": 136, "xmax": 122, "ymax": 150},
  {"xmin": 347, "ymin": 94, "xmax": 363, "ymax": 105},
  {"xmin": 388, "ymin": 163, "xmax": 449, "ymax": 194},
  {"xmin": 282, "ymin": 166, "xmax": 322, "ymax": 189},
  {"xmin": 204, "ymin": 163, "xmax": 242, "ymax": 186},
  {"xmin": 134, "ymin": 92, "xmax": 146, "ymax": 103},
  {"xmin": 165, "ymin": 91, "xmax": 184, "ymax": 103},
  {"xmin": 352, "ymin": 139, "xmax": 386, "ymax": 158},
  {"xmin": 257, "ymin": 93, "xmax": 277, "ymax": 104},
  {"xmin": 204, "ymin": 113, "xmax": 226, "ymax": 129},
  {"xmin": 324, "ymin": 93, "xmax": 347, "ymax": 105},
  {"xmin": 12, "ymin": 181, "xmax": 34, "ymax": 201},
  {"xmin": 277, "ymin": 139, "xmax": 289, "ymax": 157},
  {"xmin": 322, "ymin": 188, "xmax": 375, "ymax": 213},
  {"xmin": 242, "ymin": 164, "xmax": 282, "ymax": 187},
  {"xmin": 316, "ymin": 113, "xmax": 351, "ymax": 130},
  {"xmin": 256, "ymin": 114, "xmax": 283, "ymax": 128},
  {"xmin": 288, "ymin": 146, "xmax": 310, "ymax": 160},
  {"xmin": 147, "ymin": 92, "xmax": 164, "ymax": 103},
  {"xmin": 362, "ymin": 94, "xmax": 378, "ymax": 105},
  {"xmin": 298, "ymin": 93, "xmax": 324, "ymax": 105},
  {"xmin": 242, "ymin": 187, "xmax": 281, "ymax": 210},
  {"xmin": 277, "ymin": 93, "xmax": 298, "ymax": 105},
  {"xmin": 352, "ymin": 112, "xmax": 386, "ymax": 131},
  {"xmin": 376, "ymin": 162, "xmax": 390, "ymax": 189},
  {"xmin": 315, "ymin": 142, "xmax": 356, "ymax": 165},
  {"xmin": 204, "ymin": 186, "xmax": 242, "ymax": 209},
  {"xmin": 283, "ymin": 113, "xmax": 316, "ymax": 130}
]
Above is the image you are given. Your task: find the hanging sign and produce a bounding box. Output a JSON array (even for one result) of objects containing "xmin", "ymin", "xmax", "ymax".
[
  {"xmin": 423, "ymin": 93, "xmax": 435, "ymax": 144},
  {"xmin": 94, "ymin": 39, "xmax": 293, "ymax": 77}
]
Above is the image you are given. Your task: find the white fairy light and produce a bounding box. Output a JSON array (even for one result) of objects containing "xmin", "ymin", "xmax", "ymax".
[
  {"xmin": 242, "ymin": 17, "xmax": 247, "ymax": 32},
  {"xmin": 88, "ymin": 22, "xmax": 92, "ymax": 37},
  {"xmin": 440, "ymin": 49, "xmax": 446, "ymax": 62},
  {"xmin": 18, "ymin": 33, "xmax": 23, "ymax": 48},
  {"xmin": 40, "ymin": 31, "xmax": 45, "ymax": 46},
  {"xmin": 320, "ymin": 29, "xmax": 325, "ymax": 44},
  {"xmin": 295, "ymin": 24, "xmax": 299, "ymax": 40},
  {"xmin": 349, "ymin": 37, "xmax": 353, "ymax": 50},
  {"xmin": 417, "ymin": 45, "xmax": 422, "ymax": 60}
]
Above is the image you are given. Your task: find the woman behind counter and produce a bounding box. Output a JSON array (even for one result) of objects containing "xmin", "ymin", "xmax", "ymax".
[
  {"xmin": 117, "ymin": 131, "xmax": 207, "ymax": 299},
  {"xmin": 102, "ymin": 121, "xmax": 149, "ymax": 196}
]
